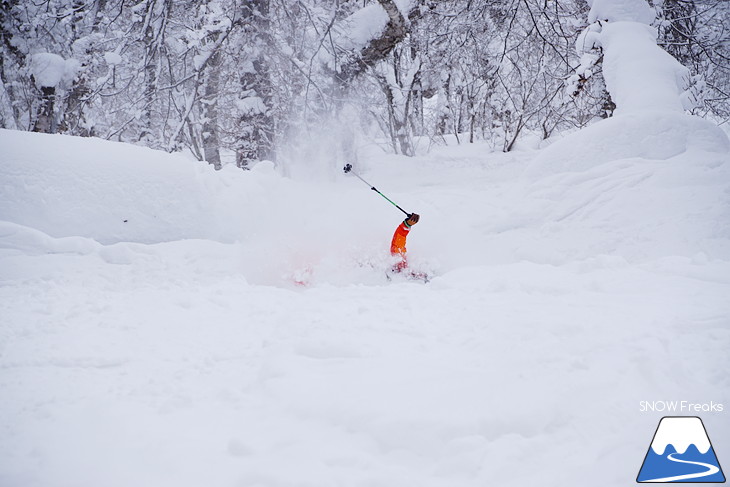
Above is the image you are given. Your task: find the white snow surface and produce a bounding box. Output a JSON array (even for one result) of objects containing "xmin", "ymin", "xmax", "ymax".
[
  {"xmin": 1, "ymin": 122, "xmax": 730, "ymax": 487},
  {"xmin": 650, "ymin": 417, "xmax": 712, "ymax": 455}
]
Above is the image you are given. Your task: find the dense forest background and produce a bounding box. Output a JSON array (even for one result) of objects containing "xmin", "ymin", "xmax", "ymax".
[{"xmin": 1, "ymin": 0, "xmax": 728, "ymax": 170}]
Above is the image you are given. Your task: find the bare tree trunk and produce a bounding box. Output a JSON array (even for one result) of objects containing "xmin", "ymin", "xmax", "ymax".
[
  {"xmin": 411, "ymin": 75, "xmax": 424, "ymax": 136},
  {"xmin": 601, "ymin": 88, "xmax": 615, "ymax": 118},
  {"xmin": 33, "ymin": 86, "xmax": 55, "ymax": 133},
  {"xmin": 504, "ymin": 115, "xmax": 523, "ymax": 152},
  {"xmin": 377, "ymin": 73, "xmax": 414, "ymax": 156},
  {"xmin": 202, "ymin": 47, "xmax": 222, "ymax": 170},
  {"xmin": 381, "ymin": 81, "xmax": 399, "ymax": 153},
  {"xmin": 60, "ymin": 0, "xmax": 90, "ymax": 136},
  {"xmin": 202, "ymin": 37, "xmax": 222, "ymax": 171},
  {"xmin": 140, "ymin": 6, "xmax": 157, "ymax": 141},
  {"xmin": 237, "ymin": 0, "xmax": 274, "ymax": 169},
  {"xmin": 139, "ymin": 0, "xmax": 172, "ymax": 142},
  {"xmin": 62, "ymin": 80, "xmax": 90, "ymax": 135},
  {"xmin": 398, "ymin": 85, "xmax": 414, "ymax": 156},
  {"xmin": 437, "ymin": 72, "xmax": 451, "ymax": 136},
  {"xmin": 0, "ymin": 0, "xmax": 24, "ymax": 128}
]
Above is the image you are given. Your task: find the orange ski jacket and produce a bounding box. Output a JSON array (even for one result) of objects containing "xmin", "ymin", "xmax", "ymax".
[{"xmin": 390, "ymin": 221, "xmax": 411, "ymax": 256}]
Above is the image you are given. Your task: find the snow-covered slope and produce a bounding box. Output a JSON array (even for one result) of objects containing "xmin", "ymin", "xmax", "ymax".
[
  {"xmin": 1, "ymin": 131, "xmax": 217, "ymax": 244},
  {"xmin": 1, "ymin": 120, "xmax": 729, "ymax": 487}
]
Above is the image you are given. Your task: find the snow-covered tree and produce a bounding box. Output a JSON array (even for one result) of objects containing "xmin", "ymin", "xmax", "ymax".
[
  {"xmin": 1, "ymin": 0, "xmax": 726, "ymax": 164},
  {"xmin": 653, "ymin": 0, "xmax": 730, "ymax": 121}
]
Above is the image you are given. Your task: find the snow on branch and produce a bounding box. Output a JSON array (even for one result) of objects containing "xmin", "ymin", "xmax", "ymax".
[
  {"xmin": 30, "ymin": 53, "xmax": 81, "ymax": 90},
  {"xmin": 336, "ymin": 0, "xmax": 415, "ymax": 84}
]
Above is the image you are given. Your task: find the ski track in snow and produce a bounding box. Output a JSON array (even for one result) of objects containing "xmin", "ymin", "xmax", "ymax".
[{"xmin": 1, "ymin": 129, "xmax": 730, "ymax": 487}]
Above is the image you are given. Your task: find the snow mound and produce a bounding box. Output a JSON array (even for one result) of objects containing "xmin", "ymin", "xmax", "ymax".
[
  {"xmin": 0, "ymin": 129, "xmax": 217, "ymax": 244},
  {"xmin": 525, "ymin": 111, "xmax": 729, "ymax": 176},
  {"xmin": 0, "ymin": 220, "xmax": 100, "ymax": 256}
]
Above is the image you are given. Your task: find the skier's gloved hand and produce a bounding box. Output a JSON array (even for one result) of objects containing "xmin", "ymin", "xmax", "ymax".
[{"xmin": 405, "ymin": 213, "xmax": 420, "ymax": 226}]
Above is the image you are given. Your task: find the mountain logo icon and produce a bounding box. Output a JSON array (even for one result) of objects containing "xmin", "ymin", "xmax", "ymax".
[{"xmin": 637, "ymin": 416, "xmax": 725, "ymax": 483}]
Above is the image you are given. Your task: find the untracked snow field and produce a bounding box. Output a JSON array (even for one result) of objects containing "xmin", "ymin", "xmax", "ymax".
[{"xmin": 1, "ymin": 126, "xmax": 729, "ymax": 487}]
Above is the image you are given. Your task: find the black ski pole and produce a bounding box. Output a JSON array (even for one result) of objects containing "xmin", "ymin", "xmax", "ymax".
[{"xmin": 343, "ymin": 164, "xmax": 411, "ymax": 217}]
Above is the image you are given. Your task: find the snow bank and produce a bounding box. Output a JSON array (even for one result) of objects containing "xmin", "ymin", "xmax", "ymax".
[
  {"xmin": 0, "ymin": 130, "xmax": 422, "ymax": 286},
  {"xmin": 3, "ymin": 127, "xmax": 729, "ymax": 288},
  {"xmin": 0, "ymin": 129, "xmax": 217, "ymax": 244},
  {"xmin": 525, "ymin": 110, "xmax": 729, "ymax": 175},
  {"xmin": 0, "ymin": 129, "xmax": 380, "ymax": 247}
]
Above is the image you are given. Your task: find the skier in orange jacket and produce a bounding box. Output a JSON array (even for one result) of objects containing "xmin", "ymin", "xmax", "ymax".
[{"xmin": 391, "ymin": 213, "xmax": 420, "ymax": 272}]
